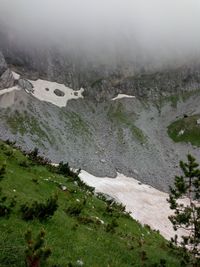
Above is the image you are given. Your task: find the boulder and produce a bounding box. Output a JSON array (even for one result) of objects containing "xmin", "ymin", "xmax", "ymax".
[
  {"xmin": 0, "ymin": 69, "xmax": 15, "ymax": 89},
  {"xmin": 18, "ymin": 78, "xmax": 34, "ymax": 93},
  {"xmin": 54, "ymin": 88, "xmax": 65, "ymax": 97}
]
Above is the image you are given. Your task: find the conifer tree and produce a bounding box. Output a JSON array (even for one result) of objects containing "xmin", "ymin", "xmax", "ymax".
[
  {"xmin": 0, "ymin": 163, "xmax": 6, "ymax": 180},
  {"xmin": 168, "ymin": 154, "xmax": 200, "ymax": 266},
  {"xmin": 25, "ymin": 229, "xmax": 51, "ymax": 267}
]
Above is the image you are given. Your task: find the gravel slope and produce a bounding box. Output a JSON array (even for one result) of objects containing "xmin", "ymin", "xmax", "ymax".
[{"xmin": 1, "ymin": 78, "xmax": 200, "ymax": 192}]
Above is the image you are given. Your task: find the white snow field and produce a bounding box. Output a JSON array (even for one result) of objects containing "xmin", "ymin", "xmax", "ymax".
[
  {"xmin": 79, "ymin": 170, "xmax": 188, "ymax": 241},
  {"xmin": 30, "ymin": 79, "xmax": 84, "ymax": 107},
  {"xmin": 0, "ymin": 72, "xmax": 84, "ymax": 108},
  {"xmin": 112, "ymin": 94, "xmax": 135, "ymax": 100}
]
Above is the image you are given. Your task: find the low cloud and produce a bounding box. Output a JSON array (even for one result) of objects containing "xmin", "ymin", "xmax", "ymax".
[{"xmin": 0, "ymin": 0, "xmax": 200, "ymax": 68}]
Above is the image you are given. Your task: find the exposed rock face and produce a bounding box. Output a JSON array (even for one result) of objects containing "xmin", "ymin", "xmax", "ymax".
[
  {"xmin": 0, "ymin": 69, "xmax": 15, "ymax": 89},
  {"xmin": 1, "ymin": 30, "xmax": 200, "ymax": 103},
  {"xmin": 2, "ymin": 36, "xmax": 200, "ymax": 192},
  {"xmin": 54, "ymin": 89, "xmax": 65, "ymax": 97},
  {"xmin": 0, "ymin": 51, "xmax": 15, "ymax": 89},
  {"xmin": 0, "ymin": 51, "xmax": 7, "ymax": 76}
]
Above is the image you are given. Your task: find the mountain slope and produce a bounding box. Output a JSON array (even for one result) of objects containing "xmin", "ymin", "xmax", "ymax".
[
  {"xmin": 0, "ymin": 141, "xmax": 183, "ymax": 267},
  {"xmin": 1, "ymin": 50, "xmax": 200, "ymax": 191}
]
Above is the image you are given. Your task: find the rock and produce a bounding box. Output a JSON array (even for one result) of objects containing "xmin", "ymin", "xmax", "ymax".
[
  {"xmin": 0, "ymin": 51, "xmax": 7, "ymax": 76},
  {"xmin": 76, "ymin": 260, "xmax": 84, "ymax": 266},
  {"xmin": 0, "ymin": 69, "xmax": 15, "ymax": 89},
  {"xmin": 61, "ymin": 185, "xmax": 67, "ymax": 191},
  {"xmin": 178, "ymin": 129, "xmax": 184, "ymax": 136},
  {"xmin": 18, "ymin": 78, "xmax": 34, "ymax": 93},
  {"xmin": 100, "ymin": 159, "xmax": 106, "ymax": 163},
  {"xmin": 197, "ymin": 119, "xmax": 200, "ymax": 125},
  {"xmin": 54, "ymin": 88, "xmax": 65, "ymax": 97}
]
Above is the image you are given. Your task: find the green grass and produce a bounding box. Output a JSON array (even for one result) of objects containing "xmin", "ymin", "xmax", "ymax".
[
  {"xmin": 167, "ymin": 115, "xmax": 200, "ymax": 146},
  {"xmin": 108, "ymin": 103, "xmax": 147, "ymax": 144},
  {"xmin": 0, "ymin": 141, "xmax": 184, "ymax": 266}
]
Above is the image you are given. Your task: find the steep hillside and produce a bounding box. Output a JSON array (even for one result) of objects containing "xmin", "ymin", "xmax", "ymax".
[
  {"xmin": 0, "ymin": 141, "xmax": 184, "ymax": 267},
  {"xmin": 1, "ymin": 49, "xmax": 200, "ymax": 191}
]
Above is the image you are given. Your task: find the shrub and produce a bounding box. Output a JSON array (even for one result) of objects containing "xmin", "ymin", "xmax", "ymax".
[
  {"xmin": 77, "ymin": 216, "xmax": 95, "ymax": 224},
  {"xmin": 20, "ymin": 194, "xmax": 58, "ymax": 221},
  {"xmin": 55, "ymin": 162, "xmax": 94, "ymax": 193},
  {"xmin": 28, "ymin": 147, "xmax": 39, "ymax": 161},
  {"xmin": 105, "ymin": 219, "xmax": 118, "ymax": 233},
  {"xmin": 19, "ymin": 159, "xmax": 30, "ymax": 168},
  {"xmin": 78, "ymin": 216, "xmax": 102, "ymax": 226},
  {"xmin": 28, "ymin": 148, "xmax": 51, "ymax": 166},
  {"xmin": 0, "ymin": 188, "xmax": 16, "ymax": 217},
  {"xmin": 31, "ymin": 177, "xmax": 39, "ymax": 184},
  {"xmin": 65, "ymin": 203, "xmax": 83, "ymax": 217},
  {"xmin": 105, "ymin": 201, "xmax": 126, "ymax": 218},
  {"xmin": 0, "ymin": 163, "xmax": 6, "ymax": 180},
  {"xmin": 57, "ymin": 162, "xmax": 71, "ymax": 176},
  {"xmin": 25, "ymin": 228, "xmax": 51, "ymax": 267}
]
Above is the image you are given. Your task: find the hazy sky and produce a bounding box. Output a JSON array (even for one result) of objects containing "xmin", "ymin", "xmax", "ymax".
[{"xmin": 0, "ymin": 0, "xmax": 200, "ymax": 67}]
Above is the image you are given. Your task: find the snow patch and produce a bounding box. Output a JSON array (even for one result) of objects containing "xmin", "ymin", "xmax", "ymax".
[
  {"xmin": 12, "ymin": 71, "xmax": 20, "ymax": 80},
  {"xmin": 30, "ymin": 79, "xmax": 84, "ymax": 107},
  {"xmin": 79, "ymin": 170, "xmax": 188, "ymax": 241},
  {"xmin": 112, "ymin": 94, "xmax": 135, "ymax": 101},
  {"xmin": 0, "ymin": 74, "xmax": 84, "ymax": 108}
]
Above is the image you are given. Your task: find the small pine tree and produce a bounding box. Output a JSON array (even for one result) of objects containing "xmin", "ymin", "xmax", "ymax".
[
  {"xmin": 25, "ymin": 229, "xmax": 51, "ymax": 267},
  {"xmin": 167, "ymin": 154, "xmax": 200, "ymax": 266},
  {"xmin": 0, "ymin": 163, "xmax": 6, "ymax": 180},
  {"xmin": 21, "ymin": 194, "xmax": 58, "ymax": 221},
  {"xmin": 0, "ymin": 187, "xmax": 16, "ymax": 217}
]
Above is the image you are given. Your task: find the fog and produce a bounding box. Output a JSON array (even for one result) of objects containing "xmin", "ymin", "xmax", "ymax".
[{"xmin": 0, "ymin": 0, "xmax": 200, "ymax": 67}]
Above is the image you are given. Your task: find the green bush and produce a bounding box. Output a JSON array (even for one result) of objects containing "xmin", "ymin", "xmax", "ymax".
[
  {"xmin": 0, "ymin": 163, "xmax": 6, "ymax": 180},
  {"xmin": 0, "ymin": 187, "xmax": 16, "ymax": 217},
  {"xmin": 105, "ymin": 219, "xmax": 118, "ymax": 233},
  {"xmin": 20, "ymin": 194, "xmax": 58, "ymax": 221},
  {"xmin": 65, "ymin": 203, "xmax": 83, "ymax": 217},
  {"xmin": 19, "ymin": 159, "xmax": 30, "ymax": 168}
]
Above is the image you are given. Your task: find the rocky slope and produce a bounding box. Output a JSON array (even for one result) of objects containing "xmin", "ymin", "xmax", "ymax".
[{"xmin": 1, "ymin": 47, "xmax": 200, "ymax": 192}]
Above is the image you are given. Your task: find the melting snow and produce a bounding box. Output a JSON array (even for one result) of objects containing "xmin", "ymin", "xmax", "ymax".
[
  {"xmin": 112, "ymin": 94, "xmax": 135, "ymax": 101},
  {"xmin": 0, "ymin": 72, "xmax": 84, "ymax": 108},
  {"xmin": 30, "ymin": 79, "xmax": 84, "ymax": 107},
  {"xmin": 79, "ymin": 170, "xmax": 188, "ymax": 241}
]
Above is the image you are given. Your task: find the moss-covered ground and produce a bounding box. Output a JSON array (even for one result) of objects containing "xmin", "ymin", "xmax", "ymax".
[{"xmin": 168, "ymin": 115, "xmax": 200, "ymax": 147}]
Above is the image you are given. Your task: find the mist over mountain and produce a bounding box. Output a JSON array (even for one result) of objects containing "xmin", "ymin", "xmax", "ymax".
[{"xmin": 0, "ymin": 0, "xmax": 200, "ymax": 69}]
